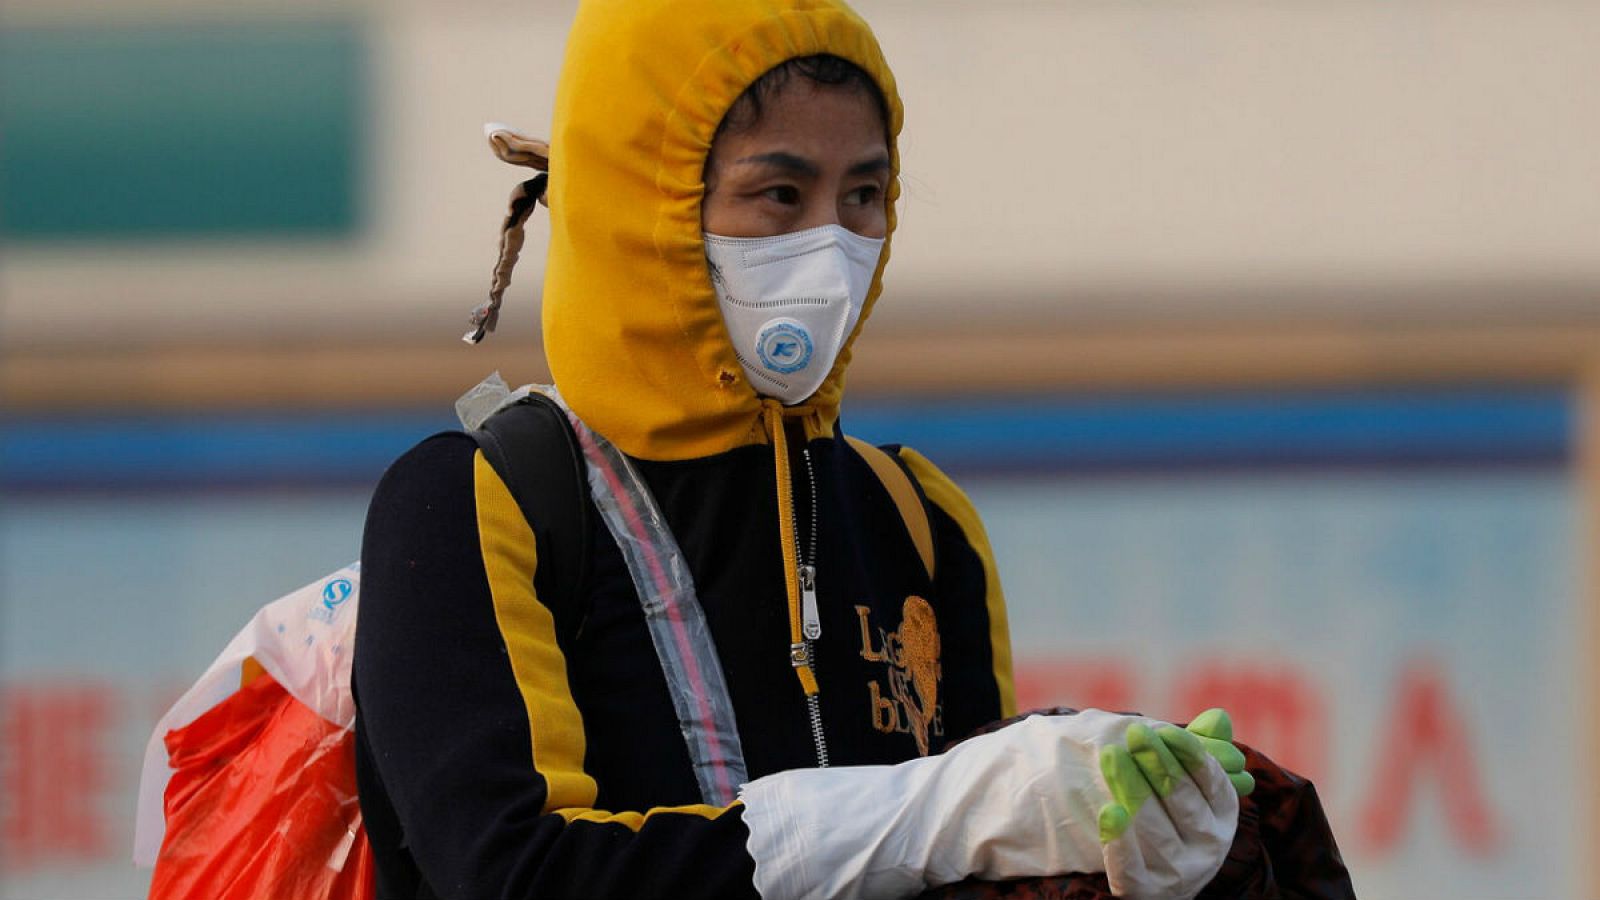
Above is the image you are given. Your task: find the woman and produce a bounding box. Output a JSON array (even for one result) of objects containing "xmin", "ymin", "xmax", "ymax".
[{"xmin": 352, "ymin": 2, "xmax": 1247, "ymax": 898}]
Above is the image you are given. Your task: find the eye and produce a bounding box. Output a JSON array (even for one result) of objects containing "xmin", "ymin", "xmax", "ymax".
[
  {"xmin": 844, "ymin": 185, "xmax": 880, "ymax": 207},
  {"xmin": 762, "ymin": 185, "xmax": 801, "ymax": 205}
]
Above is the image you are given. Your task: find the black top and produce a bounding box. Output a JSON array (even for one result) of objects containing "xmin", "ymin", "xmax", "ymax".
[{"xmin": 353, "ymin": 429, "xmax": 1013, "ymax": 899}]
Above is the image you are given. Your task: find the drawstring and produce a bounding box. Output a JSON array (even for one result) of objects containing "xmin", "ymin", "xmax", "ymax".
[
  {"xmin": 465, "ymin": 124, "xmax": 551, "ymax": 344},
  {"xmin": 763, "ymin": 399, "xmax": 820, "ymax": 698}
]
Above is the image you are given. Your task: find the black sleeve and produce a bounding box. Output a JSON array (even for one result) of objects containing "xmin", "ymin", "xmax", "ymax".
[{"xmin": 353, "ymin": 433, "xmax": 759, "ymax": 900}]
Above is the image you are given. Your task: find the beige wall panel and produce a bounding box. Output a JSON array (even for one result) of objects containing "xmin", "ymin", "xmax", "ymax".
[
  {"xmin": 3, "ymin": 1, "xmax": 1596, "ymax": 350},
  {"xmin": 7, "ymin": 324, "xmax": 1598, "ymax": 412}
]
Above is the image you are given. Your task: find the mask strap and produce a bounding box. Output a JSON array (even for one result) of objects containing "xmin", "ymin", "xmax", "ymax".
[{"xmin": 464, "ymin": 124, "xmax": 552, "ymax": 344}]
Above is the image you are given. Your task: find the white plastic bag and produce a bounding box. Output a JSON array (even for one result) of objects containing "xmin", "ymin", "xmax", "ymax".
[{"xmin": 133, "ymin": 562, "xmax": 362, "ymax": 867}]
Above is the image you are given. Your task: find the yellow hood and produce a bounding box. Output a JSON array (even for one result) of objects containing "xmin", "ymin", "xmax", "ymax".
[{"xmin": 542, "ymin": 0, "xmax": 903, "ymax": 461}]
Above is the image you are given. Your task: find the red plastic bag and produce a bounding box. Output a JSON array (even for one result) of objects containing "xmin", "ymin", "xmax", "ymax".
[{"xmin": 148, "ymin": 667, "xmax": 374, "ymax": 900}]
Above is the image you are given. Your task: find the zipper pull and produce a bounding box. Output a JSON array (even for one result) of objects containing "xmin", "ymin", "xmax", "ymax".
[{"xmin": 799, "ymin": 564, "xmax": 821, "ymax": 640}]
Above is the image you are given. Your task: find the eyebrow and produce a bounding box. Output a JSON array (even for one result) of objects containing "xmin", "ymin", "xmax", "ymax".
[
  {"xmin": 847, "ymin": 156, "xmax": 892, "ymax": 177},
  {"xmin": 732, "ymin": 151, "xmax": 891, "ymax": 178},
  {"xmin": 733, "ymin": 152, "xmax": 819, "ymax": 177}
]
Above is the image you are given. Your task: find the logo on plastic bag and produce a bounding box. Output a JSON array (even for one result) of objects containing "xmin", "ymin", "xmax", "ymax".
[{"xmin": 309, "ymin": 578, "xmax": 355, "ymax": 625}]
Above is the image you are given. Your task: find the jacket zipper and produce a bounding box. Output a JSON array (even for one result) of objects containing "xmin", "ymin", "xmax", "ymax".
[{"xmin": 792, "ymin": 445, "xmax": 829, "ymax": 768}]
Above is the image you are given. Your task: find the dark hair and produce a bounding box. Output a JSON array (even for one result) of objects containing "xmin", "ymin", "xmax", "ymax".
[{"xmin": 714, "ymin": 54, "xmax": 888, "ymax": 140}]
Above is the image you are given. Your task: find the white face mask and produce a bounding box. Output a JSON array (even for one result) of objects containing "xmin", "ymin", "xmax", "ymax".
[{"xmin": 705, "ymin": 224, "xmax": 885, "ymax": 405}]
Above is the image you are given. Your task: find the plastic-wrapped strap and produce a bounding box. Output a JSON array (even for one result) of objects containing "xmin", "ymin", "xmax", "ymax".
[{"xmin": 537, "ymin": 386, "xmax": 748, "ymax": 805}]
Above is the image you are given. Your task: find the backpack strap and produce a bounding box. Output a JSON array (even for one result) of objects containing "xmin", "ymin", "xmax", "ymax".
[
  {"xmin": 469, "ymin": 392, "xmax": 593, "ymax": 636},
  {"xmin": 845, "ymin": 436, "xmax": 936, "ymax": 583},
  {"xmin": 471, "ymin": 388, "xmax": 748, "ymax": 803}
]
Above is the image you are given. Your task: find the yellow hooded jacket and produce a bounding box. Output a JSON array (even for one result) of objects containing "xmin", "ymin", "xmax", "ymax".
[
  {"xmin": 545, "ymin": 0, "xmax": 897, "ymax": 461},
  {"xmin": 353, "ymin": 2, "xmax": 1015, "ymax": 897}
]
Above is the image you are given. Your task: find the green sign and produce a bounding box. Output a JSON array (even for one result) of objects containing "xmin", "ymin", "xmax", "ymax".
[{"xmin": 1, "ymin": 21, "xmax": 365, "ymax": 239}]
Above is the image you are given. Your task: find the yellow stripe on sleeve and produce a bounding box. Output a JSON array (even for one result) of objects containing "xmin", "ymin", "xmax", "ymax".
[
  {"xmin": 896, "ymin": 448, "xmax": 1018, "ymax": 718},
  {"xmin": 556, "ymin": 802, "xmax": 736, "ymax": 829},
  {"xmin": 473, "ymin": 450, "xmax": 600, "ymax": 812}
]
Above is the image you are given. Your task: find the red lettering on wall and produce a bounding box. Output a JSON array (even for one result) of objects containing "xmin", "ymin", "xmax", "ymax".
[
  {"xmin": 1357, "ymin": 661, "xmax": 1498, "ymax": 857},
  {"xmin": 1013, "ymin": 659, "xmax": 1136, "ymax": 713},
  {"xmin": 1170, "ymin": 663, "xmax": 1328, "ymax": 785},
  {"xmin": 0, "ymin": 684, "xmax": 115, "ymax": 872}
]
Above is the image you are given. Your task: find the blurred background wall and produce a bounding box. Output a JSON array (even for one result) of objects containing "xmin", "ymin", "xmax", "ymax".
[{"xmin": 3, "ymin": 1, "xmax": 1597, "ymax": 897}]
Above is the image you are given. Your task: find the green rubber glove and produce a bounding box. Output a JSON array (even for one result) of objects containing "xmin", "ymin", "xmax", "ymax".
[
  {"xmin": 1181, "ymin": 708, "xmax": 1255, "ymax": 798},
  {"xmin": 1097, "ymin": 740, "xmax": 1151, "ymax": 842},
  {"xmin": 1097, "ymin": 709, "xmax": 1256, "ymax": 843},
  {"xmin": 1098, "ymin": 722, "xmax": 1187, "ymax": 840}
]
